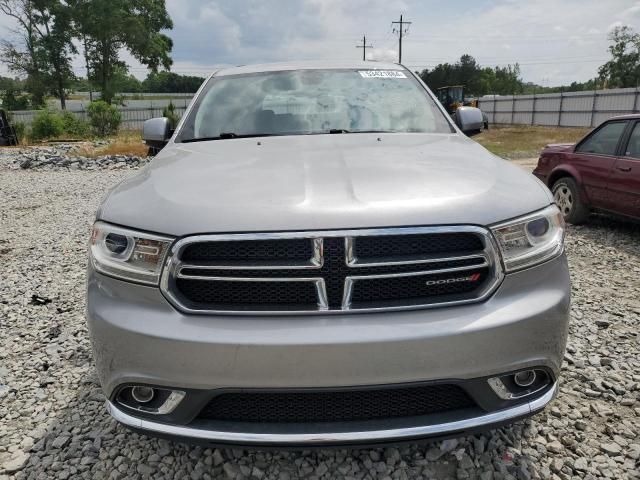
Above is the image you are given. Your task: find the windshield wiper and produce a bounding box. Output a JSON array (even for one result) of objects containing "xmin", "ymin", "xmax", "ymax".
[
  {"xmin": 180, "ymin": 132, "xmax": 278, "ymax": 143},
  {"xmin": 180, "ymin": 130, "xmax": 399, "ymax": 142},
  {"xmin": 327, "ymin": 129, "xmax": 395, "ymax": 134}
]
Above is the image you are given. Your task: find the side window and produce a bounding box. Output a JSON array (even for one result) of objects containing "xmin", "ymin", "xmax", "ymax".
[
  {"xmin": 624, "ymin": 123, "xmax": 640, "ymax": 159},
  {"xmin": 576, "ymin": 121, "xmax": 627, "ymax": 156}
]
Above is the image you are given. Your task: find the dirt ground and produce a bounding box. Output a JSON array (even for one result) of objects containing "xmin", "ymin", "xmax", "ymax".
[{"xmin": 475, "ymin": 125, "xmax": 590, "ymax": 160}]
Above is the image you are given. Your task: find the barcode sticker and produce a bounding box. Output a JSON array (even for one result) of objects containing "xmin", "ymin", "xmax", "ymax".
[{"xmin": 358, "ymin": 70, "xmax": 407, "ymax": 79}]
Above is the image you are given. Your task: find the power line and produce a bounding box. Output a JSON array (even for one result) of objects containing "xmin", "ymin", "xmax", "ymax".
[
  {"xmin": 394, "ymin": 55, "xmax": 606, "ymax": 64},
  {"xmin": 404, "ymin": 58, "xmax": 608, "ymax": 68},
  {"xmin": 391, "ymin": 14, "xmax": 411, "ymax": 63},
  {"xmin": 355, "ymin": 35, "xmax": 373, "ymax": 61},
  {"xmin": 332, "ymin": 33, "xmax": 603, "ymax": 42},
  {"xmin": 394, "ymin": 32, "xmax": 603, "ymax": 41}
]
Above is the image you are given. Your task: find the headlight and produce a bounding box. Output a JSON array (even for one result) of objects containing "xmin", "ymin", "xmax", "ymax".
[
  {"xmin": 491, "ymin": 205, "xmax": 565, "ymax": 272},
  {"xmin": 90, "ymin": 221, "xmax": 173, "ymax": 285}
]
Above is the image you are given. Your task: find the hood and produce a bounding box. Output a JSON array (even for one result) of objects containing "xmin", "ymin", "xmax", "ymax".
[
  {"xmin": 99, "ymin": 133, "xmax": 553, "ymax": 236},
  {"xmin": 543, "ymin": 143, "xmax": 575, "ymax": 153}
]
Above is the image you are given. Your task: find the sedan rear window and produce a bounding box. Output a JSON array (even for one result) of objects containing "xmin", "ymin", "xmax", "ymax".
[{"xmin": 176, "ymin": 69, "xmax": 453, "ymax": 142}]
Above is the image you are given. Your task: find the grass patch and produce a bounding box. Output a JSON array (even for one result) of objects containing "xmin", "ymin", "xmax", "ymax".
[
  {"xmin": 77, "ymin": 131, "xmax": 148, "ymax": 158},
  {"xmin": 1, "ymin": 129, "xmax": 149, "ymax": 156},
  {"xmin": 475, "ymin": 125, "xmax": 590, "ymax": 159}
]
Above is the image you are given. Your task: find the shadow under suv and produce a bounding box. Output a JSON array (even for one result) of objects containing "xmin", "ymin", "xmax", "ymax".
[{"xmin": 86, "ymin": 61, "xmax": 570, "ymax": 447}]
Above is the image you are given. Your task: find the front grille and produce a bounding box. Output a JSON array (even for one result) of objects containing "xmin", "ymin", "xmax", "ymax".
[
  {"xmin": 351, "ymin": 269, "xmax": 490, "ymax": 305},
  {"xmin": 197, "ymin": 384, "xmax": 476, "ymax": 423},
  {"xmin": 354, "ymin": 233, "xmax": 484, "ymax": 259},
  {"xmin": 176, "ymin": 278, "xmax": 318, "ymax": 308},
  {"xmin": 182, "ymin": 238, "xmax": 312, "ymax": 262},
  {"xmin": 161, "ymin": 227, "xmax": 502, "ymax": 314}
]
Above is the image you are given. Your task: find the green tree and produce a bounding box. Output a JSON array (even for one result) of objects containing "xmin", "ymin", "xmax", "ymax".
[
  {"xmin": 69, "ymin": 76, "xmax": 92, "ymax": 92},
  {"xmin": 477, "ymin": 67, "xmax": 497, "ymax": 95},
  {"xmin": 143, "ymin": 71, "xmax": 204, "ymax": 93},
  {"xmin": 493, "ymin": 64, "xmax": 523, "ymax": 95},
  {"xmin": 1, "ymin": 85, "xmax": 30, "ymax": 110},
  {"xmin": 419, "ymin": 62, "xmax": 458, "ymax": 93},
  {"xmin": 457, "ymin": 54, "xmax": 482, "ymax": 95},
  {"xmin": 162, "ymin": 100, "xmax": 179, "ymax": 128},
  {"xmin": 73, "ymin": 0, "xmax": 174, "ymax": 103},
  {"xmin": 0, "ymin": 0, "xmax": 76, "ymax": 109},
  {"xmin": 0, "ymin": 0, "xmax": 48, "ymax": 106},
  {"xmin": 30, "ymin": 109, "xmax": 64, "ymax": 139},
  {"xmin": 111, "ymin": 66, "xmax": 143, "ymax": 93},
  {"xmin": 0, "ymin": 75, "xmax": 25, "ymax": 91},
  {"xmin": 598, "ymin": 26, "xmax": 640, "ymax": 88},
  {"xmin": 86, "ymin": 100, "xmax": 121, "ymax": 136},
  {"xmin": 419, "ymin": 54, "xmax": 523, "ymax": 96},
  {"xmin": 32, "ymin": 0, "xmax": 77, "ymax": 110}
]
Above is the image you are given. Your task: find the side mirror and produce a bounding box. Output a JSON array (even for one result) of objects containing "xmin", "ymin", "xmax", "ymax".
[
  {"xmin": 455, "ymin": 106, "xmax": 484, "ymax": 137},
  {"xmin": 143, "ymin": 117, "xmax": 172, "ymax": 155}
]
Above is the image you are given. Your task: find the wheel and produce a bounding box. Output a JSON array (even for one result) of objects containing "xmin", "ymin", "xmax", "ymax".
[{"xmin": 552, "ymin": 177, "xmax": 589, "ymax": 224}]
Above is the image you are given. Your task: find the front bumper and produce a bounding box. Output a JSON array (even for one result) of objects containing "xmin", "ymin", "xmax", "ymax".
[
  {"xmin": 532, "ymin": 171, "xmax": 548, "ymax": 184},
  {"xmin": 106, "ymin": 383, "xmax": 557, "ymax": 447},
  {"xmin": 87, "ymin": 254, "xmax": 570, "ymax": 446}
]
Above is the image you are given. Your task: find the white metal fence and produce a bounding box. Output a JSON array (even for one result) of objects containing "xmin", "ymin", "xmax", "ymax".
[
  {"xmin": 12, "ymin": 87, "xmax": 640, "ymax": 130},
  {"xmin": 10, "ymin": 104, "xmax": 189, "ymax": 130},
  {"xmin": 478, "ymin": 86, "xmax": 640, "ymax": 128}
]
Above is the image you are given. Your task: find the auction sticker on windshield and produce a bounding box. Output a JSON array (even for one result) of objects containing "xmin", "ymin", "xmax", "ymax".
[{"xmin": 359, "ymin": 71, "xmax": 407, "ymax": 79}]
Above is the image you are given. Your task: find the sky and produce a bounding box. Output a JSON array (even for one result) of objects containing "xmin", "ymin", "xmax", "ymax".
[{"xmin": 1, "ymin": 0, "xmax": 640, "ymax": 86}]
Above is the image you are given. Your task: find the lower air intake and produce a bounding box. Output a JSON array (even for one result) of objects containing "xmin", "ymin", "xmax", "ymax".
[{"xmin": 197, "ymin": 384, "xmax": 476, "ymax": 424}]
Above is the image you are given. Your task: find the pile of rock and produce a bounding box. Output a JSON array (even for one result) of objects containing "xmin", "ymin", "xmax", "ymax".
[
  {"xmin": 17, "ymin": 152, "xmax": 147, "ymax": 170},
  {"xmin": 0, "ymin": 143, "xmax": 149, "ymax": 171}
]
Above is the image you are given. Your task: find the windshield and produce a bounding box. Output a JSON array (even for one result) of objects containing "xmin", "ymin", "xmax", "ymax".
[
  {"xmin": 176, "ymin": 69, "xmax": 453, "ymax": 142},
  {"xmin": 449, "ymin": 87, "xmax": 464, "ymax": 103}
]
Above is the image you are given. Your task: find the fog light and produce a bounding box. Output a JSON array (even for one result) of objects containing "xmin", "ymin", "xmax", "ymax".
[
  {"xmin": 131, "ymin": 386, "xmax": 155, "ymax": 403},
  {"xmin": 116, "ymin": 386, "xmax": 185, "ymax": 415},
  {"xmin": 514, "ymin": 370, "xmax": 536, "ymax": 387},
  {"xmin": 487, "ymin": 368, "xmax": 550, "ymax": 400}
]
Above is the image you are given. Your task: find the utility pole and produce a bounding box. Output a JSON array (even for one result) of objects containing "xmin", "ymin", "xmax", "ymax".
[
  {"xmin": 355, "ymin": 35, "xmax": 373, "ymax": 61},
  {"xmin": 392, "ymin": 14, "xmax": 412, "ymax": 64}
]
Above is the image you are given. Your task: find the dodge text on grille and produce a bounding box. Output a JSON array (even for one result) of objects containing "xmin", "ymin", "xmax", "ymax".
[{"xmin": 424, "ymin": 272, "xmax": 482, "ymax": 286}]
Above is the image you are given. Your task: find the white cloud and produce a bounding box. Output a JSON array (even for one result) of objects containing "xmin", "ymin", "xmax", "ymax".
[
  {"xmin": 396, "ymin": 0, "xmax": 639, "ymax": 85},
  {"xmin": 369, "ymin": 48, "xmax": 398, "ymax": 62},
  {"xmin": 1, "ymin": 0, "xmax": 640, "ymax": 86},
  {"xmin": 622, "ymin": 2, "xmax": 640, "ymax": 16}
]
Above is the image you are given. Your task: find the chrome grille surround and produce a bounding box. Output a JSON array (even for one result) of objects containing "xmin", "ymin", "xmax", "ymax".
[{"xmin": 160, "ymin": 226, "xmax": 504, "ymax": 315}]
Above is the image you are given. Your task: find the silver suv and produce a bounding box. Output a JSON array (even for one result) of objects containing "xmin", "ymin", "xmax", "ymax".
[{"xmin": 87, "ymin": 61, "xmax": 570, "ymax": 447}]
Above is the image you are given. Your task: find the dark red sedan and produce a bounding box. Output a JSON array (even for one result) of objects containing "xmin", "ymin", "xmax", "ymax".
[{"xmin": 534, "ymin": 115, "xmax": 640, "ymax": 224}]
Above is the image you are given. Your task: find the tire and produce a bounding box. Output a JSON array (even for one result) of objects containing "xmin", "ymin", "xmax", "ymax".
[{"xmin": 552, "ymin": 177, "xmax": 589, "ymax": 224}]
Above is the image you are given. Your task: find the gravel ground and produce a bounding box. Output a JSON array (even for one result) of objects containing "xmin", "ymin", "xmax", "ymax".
[{"xmin": 0, "ymin": 146, "xmax": 639, "ymax": 480}]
